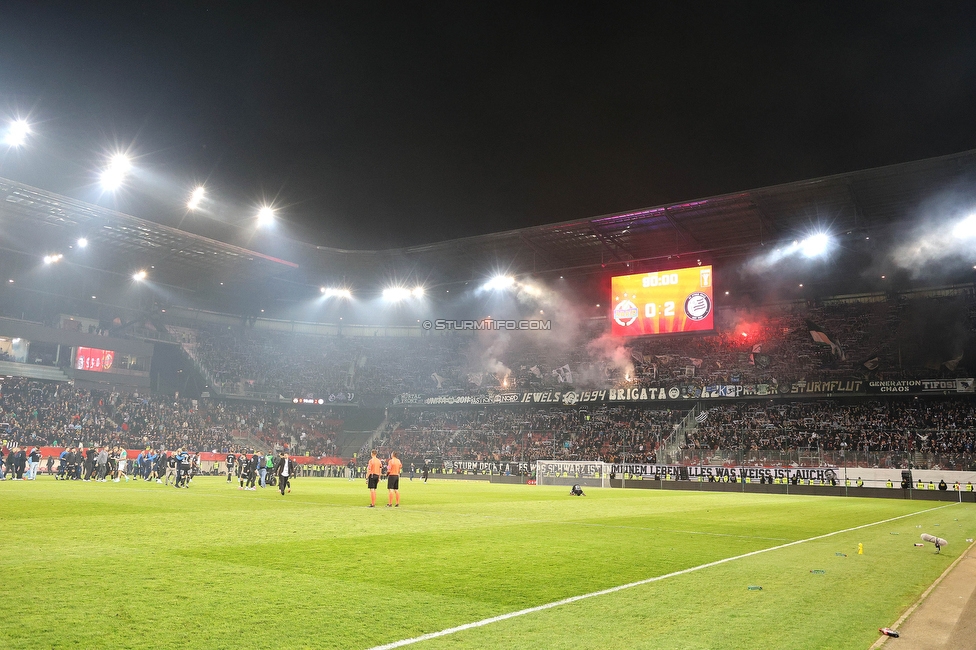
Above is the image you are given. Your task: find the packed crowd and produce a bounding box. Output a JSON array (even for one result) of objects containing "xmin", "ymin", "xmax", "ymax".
[
  {"xmin": 685, "ymin": 398, "xmax": 976, "ymax": 454},
  {"xmin": 171, "ymin": 291, "xmax": 976, "ymax": 401},
  {"xmin": 371, "ymin": 405, "xmax": 684, "ymax": 464},
  {"xmin": 0, "ymin": 377, "xmax": 344, "ymax": 456},
  {"xmin": 187, "ymin": 326, "xmax": 358, "ymax": 397}
]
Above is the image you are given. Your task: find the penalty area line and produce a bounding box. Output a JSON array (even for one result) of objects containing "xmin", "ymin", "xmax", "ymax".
[{"xmin": 368, "ymin": 503, "xmax": 957, "ymax": 650}]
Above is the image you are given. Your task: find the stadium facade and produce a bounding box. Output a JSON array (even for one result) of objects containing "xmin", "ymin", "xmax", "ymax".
[{"xmin": 1, "ymin": 150, "xmax": 975, "ymax": 481}]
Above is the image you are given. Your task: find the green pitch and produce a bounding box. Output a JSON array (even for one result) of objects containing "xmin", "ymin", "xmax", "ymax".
[{"xmin": 1, "ymin": 477, "xmax": 974, "ymax": 649}]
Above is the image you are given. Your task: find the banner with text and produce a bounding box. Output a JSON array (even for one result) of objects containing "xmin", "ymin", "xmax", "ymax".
[{"xmin": 395, "ymin": 378, "xmax": 878, "ymax": 407}]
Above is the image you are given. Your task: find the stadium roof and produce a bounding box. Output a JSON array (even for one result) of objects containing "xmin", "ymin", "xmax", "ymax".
[
  {"xmin": 0, "ymin": 177, "xmax": 298, "ymax": 288},
  {"xmin": 4, "ymin": 148, "xmax": 976, "ymax": 293}
]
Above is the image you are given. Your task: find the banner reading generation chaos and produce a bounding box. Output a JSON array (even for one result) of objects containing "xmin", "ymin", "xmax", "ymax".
[{"xmin": 610, "ymin": 265, "xmax": 713, "ymax": 336}]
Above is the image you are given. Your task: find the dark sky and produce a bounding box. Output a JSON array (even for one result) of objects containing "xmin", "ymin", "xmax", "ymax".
[{"xmin": 3, "ymin": 2, "xmax": 976, "ymax": 250}]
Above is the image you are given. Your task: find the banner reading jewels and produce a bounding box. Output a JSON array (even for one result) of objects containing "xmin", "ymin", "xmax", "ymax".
[{"xmin": 395, "ymin": 377, "xmax": 882, "ymax": 406}]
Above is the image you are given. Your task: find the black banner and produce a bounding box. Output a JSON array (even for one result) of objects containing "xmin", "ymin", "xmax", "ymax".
[{"xmin": 866, "ymin": 378, "xmax": 974, "ymax": 395}]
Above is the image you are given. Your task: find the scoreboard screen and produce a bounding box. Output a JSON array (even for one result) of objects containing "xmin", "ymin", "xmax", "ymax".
[
  {"xmin": 75, "ymin": 346, "xmax": 115, "ymax": 372},
  {"xmin": 610, "ymin": 265, "xmax": 714, "ymax": 336}
]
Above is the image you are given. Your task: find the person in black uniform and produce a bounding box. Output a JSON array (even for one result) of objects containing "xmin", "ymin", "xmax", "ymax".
[
  {"xmin": 84, "ymin": 447, "xmax": 96, "ymax": 481},
  {"xmin": 245, "ymin": 454, "xmax": 259, "ymax": 490},
  {"xmin": 237, "ymin": 454, "xmax": 249, "ymax": 490},
  {"xmin": 226, "ymin": 452, "xmax": 236, "ymax": 483},
  {"xmin": 153, "ymin": 450, "xmax": 167, "ymax": 483},
  {"xmin": 72, "ymin": 448, "xmax": 84, "ymax": 480}
]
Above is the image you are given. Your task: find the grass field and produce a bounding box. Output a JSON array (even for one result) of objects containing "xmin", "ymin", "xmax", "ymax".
[{"xmin": 1, "ymin": 476, "xmax": 974, "ymax": 649}]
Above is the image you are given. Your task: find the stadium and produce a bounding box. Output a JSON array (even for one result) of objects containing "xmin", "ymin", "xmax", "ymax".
[
  {"xmin": 2, "ymin": 139, "xmax": 976, "ymax": 648},
  {"xmin": 5, "ymin": 7, "xmax": 976, "ymax": 648}
]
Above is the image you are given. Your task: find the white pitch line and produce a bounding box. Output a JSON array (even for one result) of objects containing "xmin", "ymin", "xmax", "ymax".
[{"xmin": 369, "ymin": 503, "xmax": 958, "ymax": 650}]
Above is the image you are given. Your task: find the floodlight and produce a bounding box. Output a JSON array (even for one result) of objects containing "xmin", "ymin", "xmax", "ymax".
[
  {"xmin": 43, "ymin": 253, "xmax": 63, "ymax": 265},
  {"xmin": 133, "ymin": 270, "xmax": 147, "ymax": 281},
  {"xmin": 483, "ymin": 275, "xmax": 515, "ymax": 291},
  {"xmin": 257, "ymin": 206, "xmax": 275, "ymax": 226},
  {"xmin": 187, "ymin": 186, "xmax": 205, "ymax": 210},
  {"xmin": 4, "ymin": 119, "xmax": 30, "ymax": 147},
  {"xmin": 323, "ymin": 288, "xmax": 352, "ymax": 299},
  {"xmin": 100, "ymin": 154, "xmax": 132, "ymax": 191},
  {"xmin": 951, "ymin": 214, "xmax": 976, "ymax": 240},
  {"xmin": 76, "ymin": 237, "xmax": 88, "ymax": 248},
  {"xmin": 412, "ymin": 286, "xmax": 425, "ymax": 298},
  {"xmin": 383, "ymin": 287, "xmax": 410, "ymax": 302},
  {"xmin": 800, "ymin": 233, "xmax": 831, "ymax": 258}
]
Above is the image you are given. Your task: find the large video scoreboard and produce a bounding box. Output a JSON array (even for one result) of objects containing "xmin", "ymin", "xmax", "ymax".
[{"xmin": 610, "ymin": 265, "xmax": 713, "ymax": 336}]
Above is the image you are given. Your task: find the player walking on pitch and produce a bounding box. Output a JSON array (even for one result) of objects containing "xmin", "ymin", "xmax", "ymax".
[
  {"xmin": 386, "ymin": 451, "xmax": 402, "ymax": 507},
  {"xmin": 366, "ymin": 449, "xmax": 383, "ymax": 507},
  {"xmin": 276, "ymin": 452, "xmax": 293, "ymax": 495}
]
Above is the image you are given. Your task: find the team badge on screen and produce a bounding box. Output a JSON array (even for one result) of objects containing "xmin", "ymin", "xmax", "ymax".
[
  {"xmin": 613, "ymin": 300, "xmax": 638, "ymax": 327},
  {"xmin": 684, "ymin": 292, "xmax": 711, "ymax": 321}
]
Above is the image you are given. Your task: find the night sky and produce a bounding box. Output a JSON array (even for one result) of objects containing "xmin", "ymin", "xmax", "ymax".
[{"xmin": 3, "ymin": 2, "xmax": 976, "ymax": 250}]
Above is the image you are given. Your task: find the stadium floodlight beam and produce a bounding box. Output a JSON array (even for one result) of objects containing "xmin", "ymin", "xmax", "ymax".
[
  {"xmin": 76, "ymin": 237, "xmax": 88, "ymax": 248},
  {"xmin": 187, "ymin": 186, "xmax": 206, "ymax": 210},
  {"xmin": 951, "ymin": 214, "xmax": 976, "ymax": 240},
  {"xmin": 4, "ymin": 119, "xmax": 30, "ymax": 147},
  {"xmin": 483, "ymin": 275, "xmax": 515, "ymax": 291},
  {"xmin": 800, "ymin": 233, "xmax": 831, "ymax": 258},
  {"xmin": 42, "ymin": 253, "xmax": 64, "ymax": 265},
  {"xmin": 132, "ymin": 270, "xmax": 147, "ymax": 281},
  {"xmin": 322, "ymin": 287, "xmax": 352, "ymax": 299},
  {"xmin": 100, "ymin": 153, "xmax": 132, "ymax": 191},
  {"xmin": 412, "ymin": 286, "xmax": 425, "ymax": 298},
  {"xmin": 383, "ymin": 287, "xmax": 411, "ymax": 302},
  {"xmin": 257, "ymin": 206, "xmax": 275, "ymax": 227}
]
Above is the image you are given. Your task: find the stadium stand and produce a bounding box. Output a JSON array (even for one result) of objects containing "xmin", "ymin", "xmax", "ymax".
[
  {"xmin": 166, "ymin": 288, "xmax": 976, "ymax": 401},
  {"xmin": 0, "ymin": 377, "xmax": 343, "ymax": 457},
  {"xmin": 369, "ymin": 405, "xmax": 681, "ymax": 465}
]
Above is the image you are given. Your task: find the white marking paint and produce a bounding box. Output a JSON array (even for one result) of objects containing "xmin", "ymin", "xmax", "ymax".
[{"xmin": 369, "ymin": 503, "xmax": 957, "ymax": 650}]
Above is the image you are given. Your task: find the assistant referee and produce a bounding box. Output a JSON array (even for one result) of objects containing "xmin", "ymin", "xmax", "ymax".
[
  {"xmin": 386, "ymin": 451, "xmax": 402, "ymax": 508},
  {"xmin": 366, "ymin": 449, "xmax": 383, "ymax": 508}
]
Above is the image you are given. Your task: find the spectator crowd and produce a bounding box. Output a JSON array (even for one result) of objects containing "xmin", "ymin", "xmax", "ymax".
[
  {"xmin": 167, "ymin": 290, "xmax": 976, "ymax": 401},
  {"xmin": 0, "ymin": 377, "xmax": 344, "ymax": 457}
]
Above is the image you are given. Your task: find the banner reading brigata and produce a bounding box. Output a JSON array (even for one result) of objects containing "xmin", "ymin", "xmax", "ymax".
[
  {"xmin": 75, "ymin": 347, "xmax": 115, "ymax": 372},
  {"xmin": 610, "ymin": 265, "xmax": 714, "ymax": 336}
]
